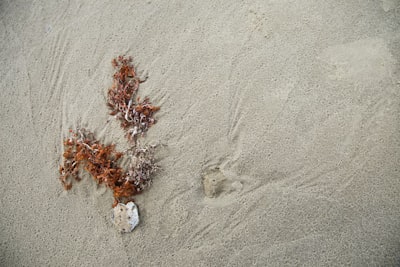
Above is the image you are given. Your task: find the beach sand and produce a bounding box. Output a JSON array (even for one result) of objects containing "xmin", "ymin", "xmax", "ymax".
[{"xmin": 1, "ymin": 1, "xmax": 399, "ymax": 266}]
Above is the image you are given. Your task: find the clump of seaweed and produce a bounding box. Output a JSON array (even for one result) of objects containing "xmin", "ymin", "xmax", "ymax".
[
  {"xmin": 125, "ymin": 142, "xmax": 158, "ymax": 193},
  {"xmin": 59, "ymin": 55, "xmax": 160, "ymax": 215},
  {"xmin": 59, "ymin": 128, "xmax": 158, "ymax": 207},
  {"xmin": 112, "ymin": 143, "xmax": 158, "ymax": 206},
  {"xmin": 107, "ymin": 56, "xmax": 160, "ymax": 142}
]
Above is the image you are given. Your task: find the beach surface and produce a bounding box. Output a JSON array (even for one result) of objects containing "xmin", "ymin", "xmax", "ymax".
[{"xmin": 1, "ymin": 1, "xmax": 400, "ymax": 266}]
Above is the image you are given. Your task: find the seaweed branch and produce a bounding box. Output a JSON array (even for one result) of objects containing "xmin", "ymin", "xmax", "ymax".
[
  {"xmin": 59, "ymin": 128, "xmax": 158, "ymax": 207},
  {"xmin": 107, "ymin": 56, "xmax": 160, "ymax": 143}
]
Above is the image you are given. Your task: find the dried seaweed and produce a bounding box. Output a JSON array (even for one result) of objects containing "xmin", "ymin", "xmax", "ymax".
[
  {"xmin": 107, "ymin": 56, "xmax": 160, "ymax": 142},
  {"xmin": 125, "ymin": 142, "xmax": 158, "ymax": 193},
  {"xmin": 59, "ymin": 55, "xmax": 160, "ymax": 208},
  {"xmin": 59, "ymin": 128, "xmax": 158, "ymax": 206}
]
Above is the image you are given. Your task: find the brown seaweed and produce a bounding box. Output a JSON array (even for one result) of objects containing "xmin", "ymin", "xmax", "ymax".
[
  {"xmin": 107, "ymin": 56, "xmax": 160, "ymax": 142},
  {"xmin": 59, "ymin": 129, "xmax": 158, "ymax": 207},
  {"xmin": 59, "ymin": 55, "xmax": 160, "ymax": 208}
]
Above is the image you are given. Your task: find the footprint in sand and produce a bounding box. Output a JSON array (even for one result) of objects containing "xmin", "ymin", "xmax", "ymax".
[{"xmin": 202, "ymin": 167, "xmax": 243, "ymax": 199}]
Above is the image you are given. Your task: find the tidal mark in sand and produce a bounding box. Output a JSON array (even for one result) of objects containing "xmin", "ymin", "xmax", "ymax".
[
  {"xmin": 319, "ymin": 38, "xmax": 395, "ymax": 83},
  {"xmin": 381, "ymin": 0, "xmax": 399, "ymax": 12}
]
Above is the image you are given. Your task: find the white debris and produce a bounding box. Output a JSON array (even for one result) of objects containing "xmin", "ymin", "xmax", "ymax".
[{"xmin": 111, "ymin": 202, "xmax": 139, "ymax": 233}]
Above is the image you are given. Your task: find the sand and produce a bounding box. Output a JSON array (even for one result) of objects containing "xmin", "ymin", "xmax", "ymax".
[{"xmin": 1, "ymin": 1, "xmax": 400, "ymax": 266}]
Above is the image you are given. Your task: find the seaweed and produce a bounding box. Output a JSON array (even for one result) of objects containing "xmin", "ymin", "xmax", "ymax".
[
  {"xmin": 107, "ymin": 56, "xmax": 160, "ymax": 142},
  {"xmin": 59, "ymin": 129, "xmax": 125, "ymax": 201},
  {"xmin": 59, "ymin": 129, "xmax": 158, "ymax": 207},
  {"xmin": 59, "ymin": 56, "xmax": 160, "ymax": 208}
]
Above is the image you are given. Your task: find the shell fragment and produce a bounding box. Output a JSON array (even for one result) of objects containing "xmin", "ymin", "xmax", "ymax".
[{"xmin": 111, "ymin": 202, "xmax": 139, "ymax": 233}]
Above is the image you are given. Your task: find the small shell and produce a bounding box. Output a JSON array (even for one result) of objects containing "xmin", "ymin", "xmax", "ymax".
[{"xmin": 111, "ymin": 202, "xmax": 139, "ymax": 233}]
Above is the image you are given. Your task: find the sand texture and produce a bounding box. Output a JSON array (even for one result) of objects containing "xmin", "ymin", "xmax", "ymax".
[{"xmin": 1, "ymin": 1, "xmax": 400, "ymax": 266}]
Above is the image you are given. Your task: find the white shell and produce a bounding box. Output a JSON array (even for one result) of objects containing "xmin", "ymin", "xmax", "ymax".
[{"xmin": 111, "ymin": 202, "xmax": 139, "ymax": 233}]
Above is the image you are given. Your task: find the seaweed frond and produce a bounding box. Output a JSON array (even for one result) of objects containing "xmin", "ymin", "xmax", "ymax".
[{"xmin": 107, "ymin": 56, "xmax": 160, "ymax": 142}]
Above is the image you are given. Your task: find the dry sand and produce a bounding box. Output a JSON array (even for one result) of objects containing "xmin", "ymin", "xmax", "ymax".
[{"xmin": 1, "ymin": 1, "xmax": 400, "ymax": 266}]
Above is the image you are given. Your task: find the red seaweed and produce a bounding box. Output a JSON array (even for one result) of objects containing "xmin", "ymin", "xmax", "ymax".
[
  {"xmin": 59, "ymin": 56, "xmax": 160, "ymax": 208},
  {"xmin": 107, "ymin": 56, "xmax": 160, "ymax": 142}
]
